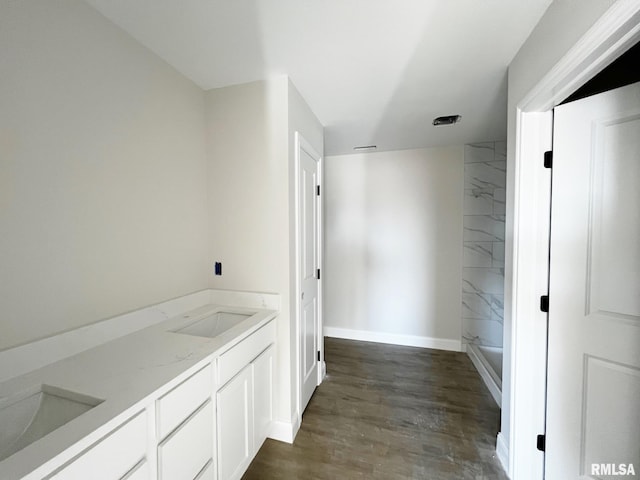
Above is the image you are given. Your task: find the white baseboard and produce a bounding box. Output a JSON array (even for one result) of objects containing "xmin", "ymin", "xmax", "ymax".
[
  {"xmin": 268, "ymin": 416, "xmax": 300, "ymax": 444},
  {"xmin": 466, "ymin": 344, "xmax": 502, "ymax": 408},
  {"xmin": 496, "ymin": 432, "xmax": 510, "ymax": 478},
  {"xmin": 323, "ymin": 326, "xmax": 462, "ymax": 352}
]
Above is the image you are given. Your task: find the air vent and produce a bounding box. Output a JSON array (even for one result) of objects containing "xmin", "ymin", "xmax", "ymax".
[
  {"xmin": 353, "ymin": 145, "xmax": 377, "ymax": 151},
  {"xmin": 433, "ymin": 115, "xmax": 462, "ymax": 126}
]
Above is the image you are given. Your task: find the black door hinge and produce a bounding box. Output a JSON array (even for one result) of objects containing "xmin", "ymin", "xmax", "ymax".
[
  {"xmin": 317, "ymin": 351, "xmax": 321, "ymax": 362},
  {"xmin": 317, "ymin": 268, "xmax": 321, "ymax": 280},
  {"xmin": 544, "ymin": 151, "xmax": 553, "ymax": 169},
  {"xmin": 317, "ymin": 185, "xmax": 320, "ymax": 196},
  {"xmin": 537, "ymin": 434, "xmax": 546, "ymax": 452},
  {"xmin": 540, "ymin": 295, "xmax": 549, "ymax": 313}
]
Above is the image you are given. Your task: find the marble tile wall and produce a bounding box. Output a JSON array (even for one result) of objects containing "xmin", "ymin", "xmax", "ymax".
[{"xmin": 462, "ymin": 141, "xmax": 506, "ymax": 348}]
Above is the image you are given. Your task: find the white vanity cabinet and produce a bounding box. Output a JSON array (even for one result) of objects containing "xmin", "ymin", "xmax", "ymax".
[
  {"xmin": 215, "ymin": 322, "xmax": 276, "ymax": 480},
  {"xmin": 22, "ymin": 317, "xmax": 276, "ymax": 480}
]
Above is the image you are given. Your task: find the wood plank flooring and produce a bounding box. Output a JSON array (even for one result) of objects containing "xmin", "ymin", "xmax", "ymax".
[{"xmin": 243, "ymin": 338, "xmax": 508, "ymax": 480}]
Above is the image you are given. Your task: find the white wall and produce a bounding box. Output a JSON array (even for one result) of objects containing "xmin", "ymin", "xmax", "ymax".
[
  {"xmin": 205, "ymin": 77, "xmax": 323, "ymax": 435},
  {"xmin": 0, "ymin": 0, "xmax": 209, "ymax": 351},
  {"xmin": 324, "ymin": 147, "xmax": 463, "ymax": 349},
  {"xmin": 205, "ymin": 79, "xmax": 288, "ymax": 294},
  {"xmin": 205, "ymin": 78, "xmax": 290, "ymax": 428},
  {"xmin": 502, "ymin": 0, "xmax": 615, "ymax": 473}
]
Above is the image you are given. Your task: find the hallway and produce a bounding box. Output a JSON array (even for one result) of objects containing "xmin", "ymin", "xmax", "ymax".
[{"xmin": 244, "ymin": 338, "xmax": 507, "ymax": 479}]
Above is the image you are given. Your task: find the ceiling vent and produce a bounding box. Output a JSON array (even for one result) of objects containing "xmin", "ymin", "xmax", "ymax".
[
  {"xmin": 433, "ymin": 115, "xmax": 462, "ymax": 126},
  {"xmin": 353, "ymin": 145, "xmax": 377, "ymax": 151}
]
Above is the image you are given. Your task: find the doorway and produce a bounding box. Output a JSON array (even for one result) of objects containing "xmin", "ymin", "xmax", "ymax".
[
  {"xmin": 508, "ymin": 9, "xmax": 640, "ymax": 479},
  {"xmin": 295, "ymin": 132, "xmax": 323, "ymax": 419}
]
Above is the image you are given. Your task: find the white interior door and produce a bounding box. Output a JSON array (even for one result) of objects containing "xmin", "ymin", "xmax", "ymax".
[
  {"xmin": 546, "ymin": 81, "xmax": 640, "ymax": 479},
  {"xmin": 297, "ymin": 133, "xmax": 321, "ymax": 415}
]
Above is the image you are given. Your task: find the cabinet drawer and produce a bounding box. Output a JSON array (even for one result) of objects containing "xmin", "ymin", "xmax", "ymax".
[
  {"xmin": 157, "ymin": 363, "xmax": 212, "ymax": 439},
  {"xmin": 217, "ymin": 321, "xmax": 275, "ymax": 386},
  {"xmin": 50, "ymin": 411, "xmax": 147, "ymax": 480},
  {"xmin": 195, "ymin": 460, "xmax": 215, "ymax": 480},
  {"xmin": 122, "ymin": 460, "xmax": 149, "ymax": 480},
  {"xmin": 158, "ymin": 400, "xmax": 213, "ymax": 480}
]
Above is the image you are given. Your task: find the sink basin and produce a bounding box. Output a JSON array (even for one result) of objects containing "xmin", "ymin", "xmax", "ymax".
[
  {"xmin": 172, "ymin": 311, "xmax": 253, "ymax": 338},
  {"xmin": 0, "ymin": 385, "xmax": 103, "ymax": 461}
]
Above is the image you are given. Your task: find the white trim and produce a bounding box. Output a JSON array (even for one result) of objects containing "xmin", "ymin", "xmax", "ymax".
[
  {"xmin": 508, "ymin": 2, "xmax": 640, "ymax": 479},
  {"xmin": 466, "ymin": 344, "xmax": 501, "ymax": 407},
  {"xmin": 324, "ymin": 326, "xmax": 462, "ymax": 352},
  {"xmin": 268, "ymin": 416, "xmax": 301, "ymax": 444},
  {"xmin": 0, "ymin": 290, "xmax": 212, "ymax": 383},
  {"xmin": 508, "ymin": 111, "xmax": 552, "ymax": 480},
  {"xmin": 496, "ymin": 432, "xmax": 509, "ymax": 475},
  {"xmin": 521, "ymin": 0, "xmax": 640, "ymax": 112}
]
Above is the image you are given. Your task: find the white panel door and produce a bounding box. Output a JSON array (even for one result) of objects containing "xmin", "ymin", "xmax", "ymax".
[
  {"xmin": 546, "ymin": 81, "xmax": 640, "ymax": 479},
  {"xmin": 298, "ymin": 134, "xmax": 321, "ymax": 414}
]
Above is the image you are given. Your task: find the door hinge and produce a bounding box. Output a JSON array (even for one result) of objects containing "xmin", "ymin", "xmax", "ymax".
[
  {"xmin": 536, "ymin": 434, "xmax": 546, "ymax": 452},
  {"xmin": 540, "ymin": 295, "xmax": 549, "ymax": 313},
  {"xmin": 544, "ymin": 150, "xmax": 553, "ymax": 169},
  {"xmin": 317, "ymin": 268, "xmax": 321, "ymax": 280},
  {"xmin": 317, "ymin": 351, "xmax": 321, "ymax": 362},
  {"xmin": 317, "ymin": 185, "xmax": 320, "ymax": 196}
]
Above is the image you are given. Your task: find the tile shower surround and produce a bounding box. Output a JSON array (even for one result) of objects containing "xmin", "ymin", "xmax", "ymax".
[{"xmin": 462, "ymin": 142, "xmax": 506, "ymax": 348}]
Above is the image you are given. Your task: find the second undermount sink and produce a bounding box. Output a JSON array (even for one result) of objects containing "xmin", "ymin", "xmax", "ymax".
[
  {"xmin": 0, "ymin": 385, "xmax": 103, "ymax": 462},
  {"xmin": 172, "ymin": 311, "xmax": 254, "ymax": 338}
]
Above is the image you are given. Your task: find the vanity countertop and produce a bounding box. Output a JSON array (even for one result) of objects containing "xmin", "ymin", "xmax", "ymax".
[{"xmin": 0, "ymin": 304, "xmax": 278, "ymax": 480}]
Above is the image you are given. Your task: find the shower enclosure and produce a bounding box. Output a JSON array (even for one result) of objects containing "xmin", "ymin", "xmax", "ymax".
[{"xmin": 461, "ymin": 141, "xmax": 506, "ymax": 406}]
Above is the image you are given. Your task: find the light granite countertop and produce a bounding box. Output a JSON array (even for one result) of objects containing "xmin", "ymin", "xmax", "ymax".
[{"xmin": 0, "ymin": 304, "xmax": 278, "ymax": 480}]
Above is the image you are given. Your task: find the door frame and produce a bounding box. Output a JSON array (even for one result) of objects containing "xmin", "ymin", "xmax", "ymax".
[
  {"xmin": 294, "ymin": 131, "xmax": 324, "ymax": 427},
  {"xmin": 507, "ymin": 3, "xmax": 640, "ymax": 479}
]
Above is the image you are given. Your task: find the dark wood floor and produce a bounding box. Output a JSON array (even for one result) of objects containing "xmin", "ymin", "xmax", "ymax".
[{"xmin": 244, "ymin": 338, "xmax": 507, "ymax": 480}]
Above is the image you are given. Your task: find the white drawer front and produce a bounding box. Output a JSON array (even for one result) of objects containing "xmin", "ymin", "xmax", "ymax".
[
  {"xmin": 194, "ymin": 460, "xmax": 215, "ymax": 480},
  {"xmin": 121, "ymin": 460, "xmax": 149, "ymax": 480},
  {"xmin": 50, "ymin": 411, "xmax": 147, "ymax": 480},
  {"xmin": 157, "ymin": 363, "xmax": 212, "ymax": 439},
  {"xmin": 217, "ymin": 321, "xmax": 275, "ymax": 386},
  {"xmin": 158, "ymin": 400, "xmax": 213, "ymax": 480}
]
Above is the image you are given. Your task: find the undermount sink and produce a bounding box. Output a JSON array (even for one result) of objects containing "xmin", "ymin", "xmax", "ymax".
[
  {"xmin": 0, "ymin": 385, "xmax": 103, "ymax": 462},
  {"xmin": 172, "ymin": 311, "xmax": 254, "ymax": 338}
]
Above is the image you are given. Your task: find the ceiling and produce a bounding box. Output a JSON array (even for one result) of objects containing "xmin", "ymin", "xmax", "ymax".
[{"xmin": 84, "ymin": 0, "xmax": 551, "ymax": 155}]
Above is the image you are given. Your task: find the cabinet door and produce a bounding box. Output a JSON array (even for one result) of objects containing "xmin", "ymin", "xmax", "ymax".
[
  {"xmin": 252, "ymin": 345, "xmax": 274, "ymax": 452},
  {"xmin": 216, "ymin": 365, "xmax": 253, "ymax": 480}
]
